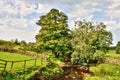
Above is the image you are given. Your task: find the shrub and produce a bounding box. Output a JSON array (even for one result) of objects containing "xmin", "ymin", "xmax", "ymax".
[
  {"xmin": 41, "ymin": 62, "xmax": 63, "ymax": 77},
  {"xmin": 116, "ymin": 41, "xmax": 120, "ymax": 54}
]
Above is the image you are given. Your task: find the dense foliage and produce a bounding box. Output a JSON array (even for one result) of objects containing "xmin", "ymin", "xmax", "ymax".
[
  {"xmin": 71, "ymin": 21, "xmax": 112, "ymax": 64},
  {"xmin": 116, "ymin": 41, "xmax": 120, "ymax": 54},
  {"xmin": 35, "ymin": 9, "xmax": 73, "ymax": 60},
  {"xmin": 0, "ymin": 40, "xmax": 14, "ymax": 50}
]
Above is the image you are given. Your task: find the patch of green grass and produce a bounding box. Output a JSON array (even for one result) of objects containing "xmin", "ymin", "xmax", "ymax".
[
  {"xmin": 85, "ymin": 63, "xmax": 120, "ymax": 80},
  {"xmin": 91, "ymin": 63, "xmax": 120, "ymax": 76},
  {"xmin": 85, "ymin": 75, "xmax": 120, "ymax": 80},
  {"xmin": 0, "ymin": 51, "xmax": 32, "ymax": 60},
  {"xmin": 105, "ymin": 50, "xmax": 120, "ymax": 59},
  {"xmin": 0, "ymin": 51, "xmax": 47, "ymax": 80},
  {"xmin": 0, "ymin": 51, "xmax": 44, "ymax": 72},
  {"xmin": 13, "ymin": 45, "xmax": 22, "ymax": 50}
]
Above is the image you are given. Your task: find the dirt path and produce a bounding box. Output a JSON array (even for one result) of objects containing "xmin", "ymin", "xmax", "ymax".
[
  {"xmin": 60, "ymin": 65, "xmax": 94, "ymax": 80},
  {"xmin": 30, "ymin": 64, "xmax": 94, "ymax": 80}
]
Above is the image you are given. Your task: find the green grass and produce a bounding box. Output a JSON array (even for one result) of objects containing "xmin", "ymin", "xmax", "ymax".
[
  {"xmin": 0, "ymin": 51, "xmax": 47, "ymax": 79},
  {"xmin": 0, "ymin": 51, "xmax": 32, "ymax": 60},
  {"xmin": 85, "ymin": 75, "xmax": 120, "ymax": 80},
  {"xmin": 85, "ymin": 50, "xmax": 120, "ymax": 80},
  {"xmin": 105, "ymin": 50, "xmax": 120, "ymax": 59},
  {"xmin": 85, "ymin": 63, "xmax": 120, "ymax": 80},
  {"xmin": 0, "ymin": 51, "xmax": 44, "ymax": 72}
]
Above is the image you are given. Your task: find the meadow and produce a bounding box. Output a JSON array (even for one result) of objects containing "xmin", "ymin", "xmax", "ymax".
[
  {"xmin": 0, "ymin": 51, "xmax": 43, "ymax": 72},
  {"xmin": 0, "ymin": 51, "xmax": 48, "ymax": 80},
  {"xmin": 85, "ymin": 50, "xmax": 120, "ymax": 80}
]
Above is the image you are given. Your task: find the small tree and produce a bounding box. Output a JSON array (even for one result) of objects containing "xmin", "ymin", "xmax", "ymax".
[
  {"xmin": 71, "ymin": 21, "xmax": 112, "ymax": 64},
  {"xmin": 35, "ymin": 9, "xmax": 73, "ymax": 60},
  {"xmin": 20, "ymin": 40, "xmax": 27, "ymax": 51},
  {"xmin": 14, "ymin": 39, "xmax": 20, "ymax": 45},
  {"xmin": 116, "ymin": 41, "xmax": 120, "ymax": 54}
]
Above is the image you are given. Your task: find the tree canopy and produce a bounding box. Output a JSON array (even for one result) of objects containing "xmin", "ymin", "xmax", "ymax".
[
  {"xmin": 35, "ymin": 9, "xmax": 73, "ymax": 60},
  {"xmin": 35, "ymin": 8, "xmax": 113, "ymax": 63},
  {"xmin": 71, "ymin": 21, "xmax": 112, "ymax": 63}
]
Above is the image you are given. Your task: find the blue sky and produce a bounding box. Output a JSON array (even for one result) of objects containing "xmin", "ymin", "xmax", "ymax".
[{"xmin": 0, "ymin": 0, "xmax": 120, "ymax": 46}]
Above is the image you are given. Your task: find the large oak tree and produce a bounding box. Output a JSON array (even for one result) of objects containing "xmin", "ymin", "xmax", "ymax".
[{"xmin": 35, "ymin": 9, "xmax": 73, "ymax": 60}]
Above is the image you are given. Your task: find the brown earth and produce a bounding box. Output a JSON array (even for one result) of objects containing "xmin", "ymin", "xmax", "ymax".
[{"xmin": 30, "ymin": 64, "xmax": 94, "ymax": 80}]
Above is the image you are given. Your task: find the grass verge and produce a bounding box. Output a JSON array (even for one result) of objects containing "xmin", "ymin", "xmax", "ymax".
[{"xmin": 85, "ymin": 63, "xmax": 120, "ymax": 80}]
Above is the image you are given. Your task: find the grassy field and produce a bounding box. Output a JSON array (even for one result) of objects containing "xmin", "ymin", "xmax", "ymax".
[
  {"xmin": 0, "ymin": 51, "xmax": 43, "ymax": 72},
  {"xmin": 0, "ymin": 51, "xmax": 48, "ymax": 80}
]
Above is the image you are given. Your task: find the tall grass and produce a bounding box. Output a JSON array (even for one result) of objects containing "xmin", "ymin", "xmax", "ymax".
[
  {"xmin": 85, "ymin": 63, "xmax": 120, "ymax": 80},
  {"xmin": 105, "ymin": 50, "xmax": 120, "ymax": 59}
]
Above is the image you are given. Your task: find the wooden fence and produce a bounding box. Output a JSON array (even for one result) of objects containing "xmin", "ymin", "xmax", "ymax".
[
  {"xmin": 0, "ymin": 58, "xmax": 37, "ymax": 74},
  {"xmin": 0, "ymin": 59, "xmax": 7, "ymax": 73}
]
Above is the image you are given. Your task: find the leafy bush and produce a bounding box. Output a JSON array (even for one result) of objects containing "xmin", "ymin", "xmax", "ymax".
[
  {"xmin": 116, "ymin": 41, "xmax": 120, "ymax": 54},
  {"xmin": 41, "ymin": 62, "xmax": 63, "ymax": 77},
  {"xmin": 1, "ymin": 72, "xmax": 21, "ymax": 80},
  {"xmin": 71, "ymin": 50, "xmax": 104, "ymax": 64}
]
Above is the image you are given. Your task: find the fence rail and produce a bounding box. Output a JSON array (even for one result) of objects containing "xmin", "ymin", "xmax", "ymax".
[
  {"xmin": 0, "ymin": 59, "xmax": 7, "ymax": 72},
  {"xmin": 0, "ymin": 58, "xmax": 37, "ymax": 73}
]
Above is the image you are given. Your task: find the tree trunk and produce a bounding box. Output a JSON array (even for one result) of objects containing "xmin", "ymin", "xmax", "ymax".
[{"xmin": 54, "ymin": 52, "xmax": 59, "ymax": 58}]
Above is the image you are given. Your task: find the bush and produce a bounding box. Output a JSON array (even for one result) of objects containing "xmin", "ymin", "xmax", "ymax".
[
  {"xmin": 71, "ymin": 50, "xmax": 104, "ymax": 64},
  {"xmin": 116, "ymin": 41, "xmax": 120, "ymax": 54},
  {"xmin": 41, "ymin": 62, "xmax": 63, "ymax": 77},
  {"xmin": 1, "ymin": 72, "xmax": 21, "ymax": 80}
]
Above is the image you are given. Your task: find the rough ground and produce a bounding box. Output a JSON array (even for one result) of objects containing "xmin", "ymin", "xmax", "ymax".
[{"xmin": 30, "ymin": 64, "xmax": 94, "ymax": 80}]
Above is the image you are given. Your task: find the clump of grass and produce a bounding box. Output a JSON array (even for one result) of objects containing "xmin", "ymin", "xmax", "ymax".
[
  {"xmin": 85, "ymin": 75, "xmax": 120, "ymax": 80},
  {"xmin": 105, "ymin": 50, "xmax": 120, "ymax": 59},
  {"xmin": 85, "ymin": 63, "xmax": 120, "ymax": 80},
  {"xmin": 1, "ymin": 71, "xmax": 21, "ymax": 80},
  {"xmin": 91, "ymin": 64, "xmax": 120, "ymax": 76}
]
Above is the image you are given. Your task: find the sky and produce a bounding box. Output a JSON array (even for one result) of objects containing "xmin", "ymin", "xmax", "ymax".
[{"xmin": 0, "ymin": 0, "xmax": 120, "ymax": 46}]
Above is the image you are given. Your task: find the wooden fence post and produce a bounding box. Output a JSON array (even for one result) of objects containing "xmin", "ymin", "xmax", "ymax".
[
  {"xmin": 24, "ymin": 60, "xmax": 26, "ymax": 72},
  {"xmin": 10, "ymin": 61, "xmax": 14, "ymax": 71},
  {"xmin": 4, "ymin": 61, "xmax": 7, "ymax": 72},
  {"xmin": 34, "ymin": 59, "xmax": 37, "ymax": 67}
]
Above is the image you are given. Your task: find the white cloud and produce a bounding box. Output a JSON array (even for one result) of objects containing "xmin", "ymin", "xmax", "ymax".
[
  {"xmin": 0, "ymin": 0, "xmax": 120, "ymax": 45},
  {"xmin": 102, "ymin": 0, "xmax": 120, "ymax": 31},
  {"xmin": 104, "ymin": 21, "xmax": 120, "ymax": 31},
  {"xmin": 67, "ymin": 0, "xmax": 99, "ymax": 19},
  {"xmin": 0, "ymin": 0, "xmax": 43, "ymax": 42}
]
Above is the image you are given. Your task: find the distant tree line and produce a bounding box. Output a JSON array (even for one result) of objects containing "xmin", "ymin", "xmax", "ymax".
[{"xmin": 0, "ymin": 39, "xmax": 35, "ymax": 52}]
